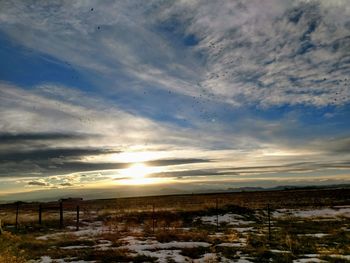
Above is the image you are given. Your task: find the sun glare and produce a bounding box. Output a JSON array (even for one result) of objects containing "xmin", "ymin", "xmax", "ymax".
[
  {"xmin": 120, "ymin": 163, "xmax": 150, "ymax": 179},
  {"xmin": 116, "ymin": 163, "xmax": 168, "ymax": 185}
]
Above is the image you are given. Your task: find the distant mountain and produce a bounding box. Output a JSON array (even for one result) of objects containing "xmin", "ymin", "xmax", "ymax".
[
  {"xmin": 228, "ymin": 184, "xmax": 350, "ymax": 192},
  {"xmin": 227, "ymin": 187, "xmax": 264, "ymax": 192}
]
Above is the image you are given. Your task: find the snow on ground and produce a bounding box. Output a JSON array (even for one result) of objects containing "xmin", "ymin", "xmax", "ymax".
[
  {"xmin": 30, "ymin": 207, "xmax": 349, "ymax": 262},
  {"xmin": 198, "ymin": 213, "xmax": 255, "ymax": 226},
  {"xmin": 235, "ymin": 259, "xmax": 254, "ymax": 263},
  {"xmin": 120, "ymin": 236, "xmax": 211, "ymax": 251},
  {"xmin": 328, "ymin": 254, "xmax": 350, "ymax": 260},
  {"xmin": 298, "ymin": 233, "xmax": 328, "ymax": 238},
  {"xmin": 59, "ymin": 240, "xmax": 112, "ymax": 250},
  {"xmin": 273, "ymin": 207, "xmax": 350, "ymax": 219},
  {"xmin": 94, "ymin": 240, "xmax": 113, "ymax": 250},
  {"xmin": 208, "ymin": 232, "xmax": 224, "ymax": 238},
  {"xmin": 30, "ymin": 256, "xmax": 96, "ymax": 263},
  {"xmin": 293, "ymin": 258, "xmax": 326, "ymax": 263},
  {"xmin": 119, "ymin": 236, "xmax": 211, "ymax": 263},
  {"xmin": 36, "ymin": 225, "xmax": 110, "ymax": 240},
  {"xmin": 270, "ymin": 249, "xmax": 291, "ymax": 253},
  {"xmin": 217, "ymin": 242, "xmax": 245, "ymax": 248},
  {"xmin": 36, "ymin": 221, "xmax": 119, "ymax": 241},
  {"xmin": 216, "ymin": 237, "xmax": 247, "ymax": 248},
  {"xmin": 61, "ymin": 245, "xmax": 90, "ymax": 250},
  {"xmin": 292, "ymin": 253, "xmax": 350, "ymax": 263},
  {"xmin": 196, "ymin": 253, "xmax": 254, "ymax": 263},
  {"xmin": 293, "ymin": 253, "xmax": 350, "ymax": 262},
  {"xmin": 233, "ymin": 227, "xmax": 255, "ymax": 233},
  {"xmin": 195, "ymin": 253, "xmax": 217, "ymax": 263},
  {"xmin": 134, "ymin": 249, "xmax": 189, "ymax": 263}
]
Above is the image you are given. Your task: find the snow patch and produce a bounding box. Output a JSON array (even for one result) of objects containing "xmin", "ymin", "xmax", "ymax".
[
  {"xmin": 197, "ymin": 213, "xmax": 254, "ymax": 226},
  {"xmin": 274, "ymin": 207, "xmax": 350, "ymax": 219}
]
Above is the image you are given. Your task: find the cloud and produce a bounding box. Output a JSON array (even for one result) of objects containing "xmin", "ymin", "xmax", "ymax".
[
  {"xmin": 0, "ymin": 1, "xmax": 350, "ymax": 199},
  {"xmin": 310, "ymin": 136, "xmax": 350, "ymax": 154},
  {"xmin": 28, "ymin": 180, "xmax": 50, "ymax": 187},
  {"xmin": 0, "ymin": 1, "xmax": 349, "ymax": 108},
  {"xmin": 149, "ymin": 160, "xmax": 350, "ymax": 179},
  {"xmin": 0, "ymin": 148, "xmax": 119, "ymax": 162},
  {"xmin": 172, "ymin": 0, "xmax": 350, "ymax": 107},
  {"xmin": 0, "ymin": 83, "xmax": 349, "ymax": 183},
  {"xmin": 145, "ymin": 158, "xmax": 210, "ymax": 167},
  {"xmin": 0, "ymin": 132, "xmax": 92, "ymax": 142}
]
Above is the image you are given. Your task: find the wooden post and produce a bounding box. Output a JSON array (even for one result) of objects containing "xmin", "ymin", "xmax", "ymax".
[
  {"xmin": 76, "ymin": 205, "xmax": 80, "ymax": 231},
  {"xmin": 268, "ymin": 204, "xmax": 271, "ymax": 240},
  {"xmin": 216, "ymin": 198, "xmax": 219, "ymax": 230},
  {"xmin": 59, "ymin": 201, "xmax": 63, "ymax": 228},
  {"xmin": 38, "ymin": 204, "xmax": 42, "ymax": 225},
  {"xmin": 15, "ymin": 202, "xmax": 19, "ymax": 230},
  {"xmin": 152, "ymin": 203, "xmax": 155, "ymax": 233}
]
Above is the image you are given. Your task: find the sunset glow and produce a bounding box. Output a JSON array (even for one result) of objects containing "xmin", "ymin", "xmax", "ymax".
[
  {"xmin": 116, "ymin": 163, "xmax": 166, "ymax": 185},
  {"xmin": 0, "ymin": 1, "xmax": 350, "ymax": 201}
]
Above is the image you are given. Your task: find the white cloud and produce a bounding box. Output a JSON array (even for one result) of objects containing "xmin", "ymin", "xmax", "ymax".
[
  {"xmin": 0, "ymin": 1, "xmax": 349, "ymax": 107},
  {"xmin": 0, "ymin": 1, "xmax": 350, "ymax": 197}
]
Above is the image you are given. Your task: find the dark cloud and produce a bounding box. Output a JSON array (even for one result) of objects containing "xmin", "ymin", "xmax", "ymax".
[
  {"xmin": 55, "ymin": 158, "xmax": 211, "ymax": 174},
  {"xmin": 0, "ymin": 158, "xmax": 211, "ymax": 178},
  {"xmin": 151, "ymin": 161, "xmax": 350, "ymax": 179},
  {"xmin": 223, "ymin": 161, "xmax": 350, "ymax": 175},
  {"xmin": 151, "ymin": 169, "xmax": 223, "ymax": 178},
  {"xmin": 28, "ymin": 181, "xmax": 48, "ymax": 186},
  {"xmin": 55, "ymin": 162, "xmax": 129, "ymax": 172},
  {"xmin": 146, "ymin": 158, "xmax": 210, "ymax": 167},
  {"xmin": 0, "ymin": 132, "xmax": 92, "ymax": 142},
  {"xmin": 0, "ymin": 148, "xmax": 120, "ymax": 162},
  {"xmin": 320, "ymin": 137, "xmax": 350, "ymax": 154},
  {"xmin": 60, "ymin": 182, "xmax": 73, "ymax": 186},
  {"xmin": 113, "ymin": 177, "xmax": 129, "ymax": 181}
]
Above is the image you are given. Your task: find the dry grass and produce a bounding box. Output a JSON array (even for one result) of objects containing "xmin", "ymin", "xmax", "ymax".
[
  {"xmin": 0, "ymin": 189, "xmax": 349, "ymax": 262},
  {"xmin": 0, "ymin": 232, "xmax": 27, "ymax": 263}
]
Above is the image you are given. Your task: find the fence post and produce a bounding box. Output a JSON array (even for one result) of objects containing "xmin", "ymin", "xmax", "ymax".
[
  {"xmin": 38, "ymin": 204, "xmax": 42, "ymax": 225},
  {"xmin": 15, "ymin": 202, "xmax": 19, "ymax": 230},
  {"xmin": 267, "ymin": 204, "xmax": 271, "ymax": 242},
  {"xmin": 76, "ymin": 205, "xmax": 80, "ymax": 231},
  {"xmin": 216, "ymin": 198, "xmax": 219, "ymax": 230},
  {"xmin": 152, "ymin": 203, "xmax": 155, "ymax": 233},
  {"xmin": 59, "ymin": 201, "xmax": 63, "ymax": 228}
]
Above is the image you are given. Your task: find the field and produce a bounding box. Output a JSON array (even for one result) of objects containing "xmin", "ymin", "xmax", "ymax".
[{"xmin": 0, "ymin": 188, "xmax": 349, "ymax": 263}]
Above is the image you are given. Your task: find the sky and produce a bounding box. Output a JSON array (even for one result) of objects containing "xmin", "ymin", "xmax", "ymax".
[{"xmin": 0, "ymin": 0, "xmax": 350, "ymax": 201}]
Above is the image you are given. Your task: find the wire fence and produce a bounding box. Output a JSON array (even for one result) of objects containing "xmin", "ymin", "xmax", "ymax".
[{"xmin": 0, "ymin": 189, "xmax": 348, "ymax": 236}]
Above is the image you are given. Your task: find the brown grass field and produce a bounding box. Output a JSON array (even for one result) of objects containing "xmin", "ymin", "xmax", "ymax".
[{"xmin": 0, "ymin": 188, "xmax": 349, "ymax": 263}]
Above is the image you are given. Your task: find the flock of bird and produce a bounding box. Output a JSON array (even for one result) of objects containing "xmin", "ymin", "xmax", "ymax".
[{"xmin": 54, "ymin": 6, "xmax": 349, "ymax": 126}]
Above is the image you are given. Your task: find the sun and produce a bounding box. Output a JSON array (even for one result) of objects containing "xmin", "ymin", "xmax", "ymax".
[
  {"xmin": 120, "ymin": 163, "xmax": 150, "ymax": 180},
  {"xmin": 115, "ymin": 163, "xmax": 170, "ymax": 185}
]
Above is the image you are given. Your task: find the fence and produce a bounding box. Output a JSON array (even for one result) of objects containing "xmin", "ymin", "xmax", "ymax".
[
  {"xmin": 0, "ymin": 199, "xmax": 82, "ymax": 231},
  {"xmin": 0, "ymin": 189, "xmax": 348, "ymax": 238}
]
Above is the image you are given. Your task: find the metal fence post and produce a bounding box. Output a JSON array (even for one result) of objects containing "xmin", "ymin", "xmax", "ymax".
[
  {"xmin": 76, "ymin": 205, "xmax": 80, "ymax": 231},
  {"xmin": 15, "ymin": 202, "xmax": 19, "ymax": 230},
  {"xmin": 38, "ymin": 204, "xmax": 42, "ymax": 225},
  {"xmin": 216, "ymin": 198, "xmax": 219, "ymax": 230},
  {"xmin": 152, "ymin": 203, "xmax": 155, "ymax": 233},
  {"xmin": 59, "ymin": 201, "xmax": 63, "ymax": 228},
  {"xmin": 267, "ymin": 204, "xmax": 271, "ymax": 241}
]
